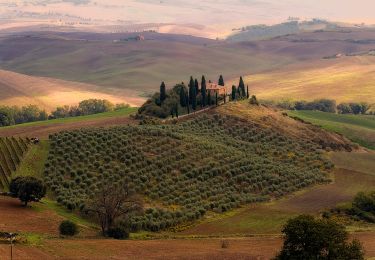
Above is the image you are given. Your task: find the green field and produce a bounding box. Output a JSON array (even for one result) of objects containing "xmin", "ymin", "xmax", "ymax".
[
  {"xmin": 287, "ymin": 110, "xmax": 375, "ymax": 150},
  {"xmin": 0, "ymin": 107, "xmax": 137, "ymax": 130}
]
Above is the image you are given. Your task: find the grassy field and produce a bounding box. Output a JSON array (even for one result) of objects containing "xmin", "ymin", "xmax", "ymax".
[
  {"xmin": 230, "ymin": 56, "xmax": 375, "ymax": 104},
  {"xmin": 287, "ymin": 110, "xmax": 375, "ymax": 150},
  {"xmin": 0, "ymin": 69, "xmax": 143, "ymax": 111},
  {"xmin": 0, "ymin": 107, "xmax": 138, "ymax": 139}
]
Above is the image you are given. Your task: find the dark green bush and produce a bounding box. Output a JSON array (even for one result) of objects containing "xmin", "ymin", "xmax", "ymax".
[{"xmin": 59, "ymin": 220, "xmax": 79, "ymax": 236}]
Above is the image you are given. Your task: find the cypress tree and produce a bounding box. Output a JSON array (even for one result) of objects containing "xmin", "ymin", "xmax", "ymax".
[
  {"xmin": 238, "ymin": 76, "xmax": 245, "ymax": 98},
  {"xmin": 191, "ymin": 83, "xmax": 197, "ymax": 110},
  {"xmin": 215, "ymin": 92, "xmax": 218, "ymax": 106},
  {"xmin": 201, "ymin": 76, "xmax": 207, "ymax": 107},
  {"xmin": 231, "ymin": 85, "xmax": 236, "ymax": 101},
  {"xmin": 246, "ymin": 85, "xmax": 249, "ymax": 99},
  {"xmin": 207, "ymin": 91, "xmax": 212, "ymax": 106},
  {"xmin": 179, "ymin": 85, "xmax": 187, "ymax": 107},
  {"xmin": 218, "ymin": 75, "xmax": 225, "ymax": 86},
  {"xmin": 188, "ymin": 76, "xmax": 195, "ymax": 104},
  {"xmin": 160, "ymin": 81, "xmax": 166, "ymax": 103},
  {"xmin": 194, "ymin": 79, "xmax": 199, "ymax": 94},
  {"xmin": 186, "ymin": 93, "xmax": 190, "ymax": 114},
  {"xmin": 175, "ymin": 104, "xmax": 179, "ymax": 118}
]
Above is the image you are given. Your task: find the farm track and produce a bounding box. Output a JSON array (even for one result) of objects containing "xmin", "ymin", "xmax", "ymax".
[{"xmin": 0, "ymin": 232, "xmax": 374, "ymax": 259}]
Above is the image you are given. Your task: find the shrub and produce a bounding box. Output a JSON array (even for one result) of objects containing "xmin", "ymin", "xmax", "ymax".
[
  {"xmin": 249, "ymin": 95, "xmax": 259, "ymax": 105},
  {"xmin": 107, "ymin": 226, "xmax": 129, "ymax": 240},
  {"xmin": 59, "ymin": 220, "xmax": 79, "ymax": 236}
]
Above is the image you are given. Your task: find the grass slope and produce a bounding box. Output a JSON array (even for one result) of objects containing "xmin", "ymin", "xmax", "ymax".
[
  {"xmin": 234, "ymin": 56, "xmax": 375, "ymax": 104},
  {"xmin": 0, "ymin": 70, "xmax": 141, "ymax": 111},
  {"xmin": 287, "ymin": 110, "xmax": 375, "ymax": 149},
  {"xmin": 0, "ymin": 107, "xmax": 138, "ymax": 139}
]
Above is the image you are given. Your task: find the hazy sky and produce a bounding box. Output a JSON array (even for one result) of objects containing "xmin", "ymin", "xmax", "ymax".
[{"xmin": 1, "ymin": 0, "xmax": 375, "ymax": 36}]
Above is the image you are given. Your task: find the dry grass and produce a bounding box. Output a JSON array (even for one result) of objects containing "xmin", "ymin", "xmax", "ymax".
[
  {"xmin": 0, "ymin": 70, "xmax": 144, "ymax": 111},
  {"xmin": 231, "ymin": 56, "xmax": 375, "ymax": 103}
]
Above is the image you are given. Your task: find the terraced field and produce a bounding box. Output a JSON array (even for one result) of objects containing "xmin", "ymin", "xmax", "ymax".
[{"xmin": 0, "ymin": 137, "xmax": 30, "ymax": 190}]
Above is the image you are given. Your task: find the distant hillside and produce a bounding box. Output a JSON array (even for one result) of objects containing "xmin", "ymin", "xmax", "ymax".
[
  {"xmin": 227, "ymin": 19, "xmax": 339, "ymax": 42},
  {"xmin": 1, "ymin": 29, "xmax": 375, "ymax": 107},
  {"xmin": 0, "ymin": 70, "xmax": 143, "ymax": 111}
]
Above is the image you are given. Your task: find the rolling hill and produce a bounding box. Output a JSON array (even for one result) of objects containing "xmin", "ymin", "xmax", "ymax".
[
  {"xmin": 1, "ymin": 101, "xmax": 375, "ymax": 259},
  {"xmin": 1, "ymin": 29, "xmax": 375, "ymax": 108},
  {"xmin": 0, "ymin": 70, "xmax": 143, "ymax": 111}
]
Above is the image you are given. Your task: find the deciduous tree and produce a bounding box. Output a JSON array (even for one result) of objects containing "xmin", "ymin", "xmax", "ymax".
[{"xmin": 86, "ymin": 183, "xmax": 142, "ymax": 236}]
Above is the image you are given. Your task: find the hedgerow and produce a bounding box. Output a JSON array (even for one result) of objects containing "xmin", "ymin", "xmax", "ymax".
[{"xmin": 44, "ymin": 113, "xmax": 331, "ymax": 232}]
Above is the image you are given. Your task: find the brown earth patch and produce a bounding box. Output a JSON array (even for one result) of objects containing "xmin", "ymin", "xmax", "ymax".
[
  {"xmin": 0, "ymin": 196, "xmax": 62, "ymax": 236},
  {"xmin": 0, "ymin": 233, "xmax": 374, "ymax": 260}
]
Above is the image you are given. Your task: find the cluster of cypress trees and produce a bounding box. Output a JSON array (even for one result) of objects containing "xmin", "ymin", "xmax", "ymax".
[
  {"xmin": 231, "ymin": 76, "xmax": 249, "ymax": 101},
  {"xmin": 156, "ymin": 75, "xmax": 250, "ymax": 118}
]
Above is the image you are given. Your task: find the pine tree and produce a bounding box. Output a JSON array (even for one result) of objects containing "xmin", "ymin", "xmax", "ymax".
[
  {"xmin": 246, "ymin": 85, "xmax": 249, "ymax": 99},
  {"xmin": 160, "ymin": 81, "xmax": 166, "ymax": 103},
  {"xmin": 188, "ymin": 76, "xmax": 195, "ymax": 104},
  {"xmin": 231, "ymin": 85, "xmax": 236, "ymax": 101},
  {"xmin": 179, "ymin": 85, "xmax": 187, "ymax": 107},
  {"xmin": 218, "ymin": 75, "xmax": 225, "ymax": 86},
  {"xmin": 175, "ymin": 104, "xmax": 179, "ymax": 118},
  {"xmin": 238, "ymin": 76, "xmax": 245, "ymax": 98},
  {"xmin": 201, "ymin": 76, "xmax": 207, "ymax": 107}
]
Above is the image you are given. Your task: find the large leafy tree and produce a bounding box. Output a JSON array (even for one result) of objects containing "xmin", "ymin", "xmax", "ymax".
[
  {"xmin": 276, "ymin": 215, "xmax": 364, "ymax": 260},
  {"xmin": 86, "ymin": 183, "xmax": 142, "ymax": 236},
  {"xmin": 9, "ymin": 177, "xmax": 46, "ymax": 206}
]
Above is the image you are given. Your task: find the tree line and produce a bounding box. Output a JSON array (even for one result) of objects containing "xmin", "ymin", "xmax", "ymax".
[
  {"xmin": 266, "ymin": 99, "xmax": 373, "ymax": 114},
  {"xmin": 138, "ymin": 75, "xmax": 250, "ymax": 118},
  {"xmin": 0, "ymin": 99, "xmax": 129, "ymax": 127}
]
